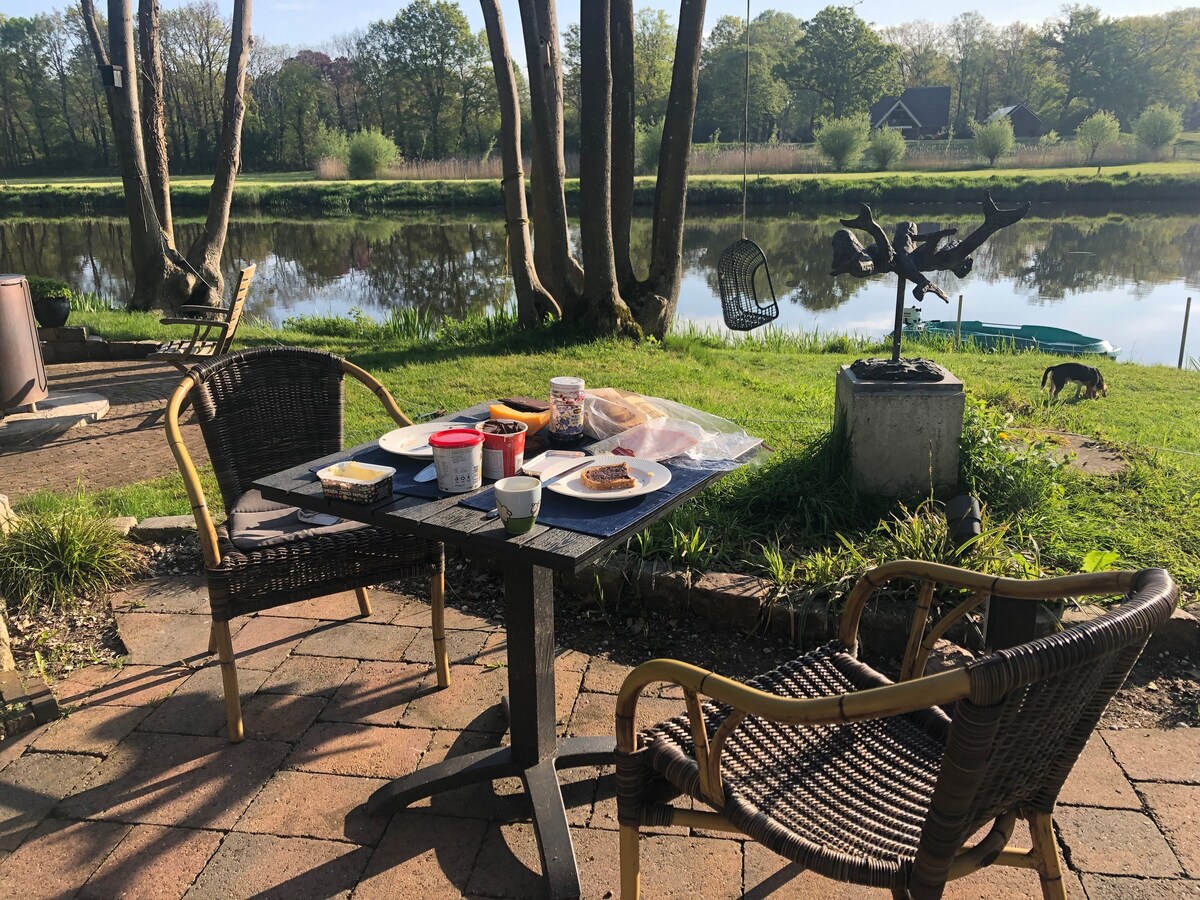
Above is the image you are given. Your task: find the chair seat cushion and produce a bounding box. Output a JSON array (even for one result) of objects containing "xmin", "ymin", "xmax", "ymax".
[
  {"xmin": 641, "ymin": 642, "xmax": 951, "ymax": 888},
  {"xmin": 227, "ymin": 489, "xmax": 367, "ymax": 550}
]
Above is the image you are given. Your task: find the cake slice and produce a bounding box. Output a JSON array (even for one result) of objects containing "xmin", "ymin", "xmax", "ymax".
[{"xmin": 580, "ymin": 462, "xmax": 636, "ymax": 491}]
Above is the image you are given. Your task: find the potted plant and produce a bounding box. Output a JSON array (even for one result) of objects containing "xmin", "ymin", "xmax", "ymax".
[{"xmin": 28, "ymin": 277, "xmax": 73, "ymax": 328}]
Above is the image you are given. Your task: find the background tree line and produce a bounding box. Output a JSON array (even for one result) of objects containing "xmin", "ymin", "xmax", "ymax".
[{"xmin": 3, "ymin": 0, "xmax": 1198, "ymax": 176}]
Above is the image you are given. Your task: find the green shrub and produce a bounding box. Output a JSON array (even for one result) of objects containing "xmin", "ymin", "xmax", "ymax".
[
  {"xmin": 348, "ymin": 128, "xmax": 401, "ymax": 179},
  {"xmin": 0, "ymin": 502, "xmax": 143, "ymax": 615},
  {"xmin": 1133, "ymin": 104, "xmax": 1182, "ymax": 154},
  {"xmin": 959, "ymin": 400, "xmax": 1066, "ymax": 519},
  {"xmin": 634, "ymin": 118, "xmax": 664, "ymax": 175},
  {"xmin": 314, "ymin": 123, "xmax": 350, "ymax": 165},
  {"xmin": 1075, "ymin": 111, "xmax": 1121, "ymax": 163},
  {"xmin": 814, "ymin": 114, "xmax": 870, "ymax": 171},
  {"xmin": 865, "ymin": 128, "xmax": 907, "ymax": 171},
  {"xmin": 26, "ymin": 276, "xmax": 73, "ymax": 302},
  {"xmin": 973, "ymin": 118, "xmax": 1015, "ymax": 165}
]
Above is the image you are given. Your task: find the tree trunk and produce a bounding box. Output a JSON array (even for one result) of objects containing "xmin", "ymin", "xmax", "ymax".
[
  {"xmin": 185, "ymin": 0, "xmax": 253, "ymax": 307},
  {"xmin": 479, "ymin": 0, "xmax": 560, "ymax": 326},
  {"xmin": 639, "ymin": 0, "xmax": 706, "ymax": 337},
  {"xmin": 517, "ymin": 0, "xmax": 582, "ymax": 310},
  {"xmin": 82, "ymin": 0, "xmax": 187, "ymax": 311},
  {"xmin": 579, "ymin": 0, "xmax": 637, "ymax": 336},
  {"xmin": 138, "ymin": 0, "xmax": 175, "ymax": 248},
  {"xmin": 610, "ymin": 0, "xmax": 637, "ymax": 294}
]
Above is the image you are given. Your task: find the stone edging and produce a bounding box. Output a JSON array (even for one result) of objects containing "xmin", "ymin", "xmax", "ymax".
[
  {"xmin": 39, "ymin": 326, "xmax": 158, "ymax": 364},
  {"xmin": 112, "ymin": 516, "xmax": 1200, "ymax": 659}
]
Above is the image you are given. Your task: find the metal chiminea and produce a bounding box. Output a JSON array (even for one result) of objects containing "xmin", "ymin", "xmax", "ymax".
[{"xmin": 0, "ymin": 274, "xmax": 49, "ymax": 415}]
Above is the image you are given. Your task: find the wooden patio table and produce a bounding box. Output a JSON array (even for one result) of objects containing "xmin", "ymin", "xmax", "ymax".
[{"xmin": 253, "ymin": 402, "xmax": 735, "ymax": 899}]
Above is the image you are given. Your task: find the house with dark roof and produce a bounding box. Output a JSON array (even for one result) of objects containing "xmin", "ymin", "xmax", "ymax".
[
  {"xmin": 985, "ymin": 104, "xmax": 1045, "ymax": 138},
  {"xmin": 869, "ymin": 86, "xmax": 951, "ymax": 138}
]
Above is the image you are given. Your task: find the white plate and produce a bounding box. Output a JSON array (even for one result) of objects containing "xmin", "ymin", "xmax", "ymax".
[
  {"xmin": 378, "ymin": 422, "xmax": 475, "ymax": 459},
  {"xmin": 544, "ymin": 454, "xmax": 671, "ymax": 502}
]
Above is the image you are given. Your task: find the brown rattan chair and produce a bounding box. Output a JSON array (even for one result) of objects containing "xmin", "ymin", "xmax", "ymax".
[
  {"xmin": 151, "ymin": 264, "xmax": 255, "ymax": 372},
  {"xmin": 615, "ymin": 561, "xmax": 1178, "ymax": 899},
  {"xmin": 165, "ymin": 346, "xmax": 449, "ymax": 742}
]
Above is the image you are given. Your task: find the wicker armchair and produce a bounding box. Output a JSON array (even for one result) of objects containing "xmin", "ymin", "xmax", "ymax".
[
  {"xmin": 615, "ymin": 561, "xmax": 1177, "ymax": 899},
  {"xmin": 165, "ymin": 346, "xmax": 449, "ymax": 742}
]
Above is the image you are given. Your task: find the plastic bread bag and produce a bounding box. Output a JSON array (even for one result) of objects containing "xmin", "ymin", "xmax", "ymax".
[
  {"xmin": 585, "ymin": 392, "xmax": 763, "ymax": 467},
  {"xmin": 583, "ymin": 388, "xmax": 664, "ymax": 440}
]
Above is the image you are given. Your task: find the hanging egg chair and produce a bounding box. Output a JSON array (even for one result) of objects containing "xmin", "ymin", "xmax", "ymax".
[
  {"xmin": 715, "ymin": 1, "xmax": 780, "ymax": 332},
  {"xmin": 718, "ymin": 238, "xmax": 779, "ymax": 331}
]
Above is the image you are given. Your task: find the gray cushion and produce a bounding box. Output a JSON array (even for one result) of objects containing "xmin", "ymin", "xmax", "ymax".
[{"xmin": 227, "ymin": 489, "xmax": 367, "ymax": 551}]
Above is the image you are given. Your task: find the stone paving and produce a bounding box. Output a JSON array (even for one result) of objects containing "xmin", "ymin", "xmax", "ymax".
[
  {"xmin": 1, "ymin": 577, "xmax": 1198, "ymax": 899},
  {"xmin": 0, "ymin": 360, "xmax": 206, "ymax": 497}
]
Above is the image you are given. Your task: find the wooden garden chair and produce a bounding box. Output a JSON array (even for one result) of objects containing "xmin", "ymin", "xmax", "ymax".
[
  {"xmin": 615, "ymin": 561, "xmax": 1178, "ymax": 899},
  {"xmin": 151, "ymin": 264, "xmax": 255, "ymax": 372},
  {"xmin": 165, "ymin": 345, "xmax": 450, "ymax": 742}
]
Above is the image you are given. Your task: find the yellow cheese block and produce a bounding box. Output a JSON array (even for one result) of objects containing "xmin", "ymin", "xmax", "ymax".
[{"xmin": 489, "ymin": 403, "xmax": 552, "ymax": 435}]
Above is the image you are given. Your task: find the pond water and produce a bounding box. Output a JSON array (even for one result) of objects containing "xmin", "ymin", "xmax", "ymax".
[{"xmin": 3, "ymin": 203, "xmax": 1198, "ymax": 366}]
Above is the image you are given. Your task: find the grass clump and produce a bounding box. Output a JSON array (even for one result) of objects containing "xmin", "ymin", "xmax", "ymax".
[{"xmin": 0, "ymin": 500, "xmax": 143, "ymax": 615}]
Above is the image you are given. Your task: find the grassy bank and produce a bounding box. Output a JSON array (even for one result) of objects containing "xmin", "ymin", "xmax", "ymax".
[
  {"xmin": 5, "ymin": 161, "xmax": 1200, "ymax": 214},
  {"xmin": 19, "ymin": 307, "xmax": 1200, "ymax": 596}
]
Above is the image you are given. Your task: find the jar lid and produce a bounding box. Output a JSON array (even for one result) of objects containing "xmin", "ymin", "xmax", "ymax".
[
  {"xmin": 550, "ymin": 377, "xmax": 584, "ymax": 391},
  {"xmin": 429, "ymin": 429, "xmax": 484, "ymax": 449}
]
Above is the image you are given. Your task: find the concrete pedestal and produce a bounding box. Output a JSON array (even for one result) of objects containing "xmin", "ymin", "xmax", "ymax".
[{"xmin": 834, "ymin": 364, "xmax": 964, "ymax": 496}]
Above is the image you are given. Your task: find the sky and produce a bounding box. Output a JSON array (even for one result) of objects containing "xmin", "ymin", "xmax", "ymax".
[{"xmin": 6, "ymin": 0, "xmax": 1195, "ymax": 50}]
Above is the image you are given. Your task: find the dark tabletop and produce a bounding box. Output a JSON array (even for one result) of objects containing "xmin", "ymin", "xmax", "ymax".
[{"xmin": 252, "ymin": 403, "xmax": 732, "ymax": 573}]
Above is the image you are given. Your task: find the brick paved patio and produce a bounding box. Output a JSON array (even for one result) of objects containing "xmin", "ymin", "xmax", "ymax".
[
  {"xmin": 1, "ymin": 577, "xmax": 1198, "ymax": 899},
  {"xmin": 0, "ymin": 360, "xmax": 206, "ymax": 497}
]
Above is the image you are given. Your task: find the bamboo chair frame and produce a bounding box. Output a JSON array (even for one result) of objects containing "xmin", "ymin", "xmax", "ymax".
[
  {"xmin": 151, "ymin": 264, "xmax": 255, "ymax": 372},
  {"xmin": 165, "ymin": 349, "xmax": 449, "ymax": 742},
  {"xmin": 615, "ymin": 560, "xmax": 1176, "ymax": 900}
]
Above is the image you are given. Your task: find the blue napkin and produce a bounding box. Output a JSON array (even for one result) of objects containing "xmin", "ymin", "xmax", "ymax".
[{"xmin": 458, "ymin": 464, "xmax": 713, "ymax": 538}]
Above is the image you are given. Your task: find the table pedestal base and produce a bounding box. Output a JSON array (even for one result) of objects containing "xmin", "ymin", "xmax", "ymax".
[{"xmin": 367, "ymin": 735, "xmax": 615, "ymax": 899}]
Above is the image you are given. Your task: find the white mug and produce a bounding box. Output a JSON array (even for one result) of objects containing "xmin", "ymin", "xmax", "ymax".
[{"xmin": 493, "ymin": 476, "xmax": 542, "ymax": 535}]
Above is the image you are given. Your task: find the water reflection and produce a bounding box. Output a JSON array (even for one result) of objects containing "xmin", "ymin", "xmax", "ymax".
[{"xmin": 1, "ymin": 204, "xmax": 1197, "ymax": 364}]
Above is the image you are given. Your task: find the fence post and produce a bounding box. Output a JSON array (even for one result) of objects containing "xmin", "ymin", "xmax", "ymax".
[
  {"xmin": 956, "ymin": 295, "xmax": 964, "ymax": 349},
  {"xmin": 1180, "ymin": 297, "xmax": 1193, "ymax": 370}
]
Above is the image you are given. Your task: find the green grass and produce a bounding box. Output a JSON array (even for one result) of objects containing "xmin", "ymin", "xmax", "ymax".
[
  {"xmin": 5, "ymin": 161, "xmax": 1199, "ymax": 214},
  {"xmin": 30, "ymin": 306, "xmax": 1200, "ymax": 595}
]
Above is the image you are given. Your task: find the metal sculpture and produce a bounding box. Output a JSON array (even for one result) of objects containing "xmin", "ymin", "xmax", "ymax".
[{"xmin": 830, "ymin": 192, "xmax": 1030, "ymax": 370}]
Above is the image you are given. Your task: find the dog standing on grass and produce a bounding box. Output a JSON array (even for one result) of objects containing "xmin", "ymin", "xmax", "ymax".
[{"xmin": 1041, "ymin": 362, "xmax": 1108, "ymax": 400}]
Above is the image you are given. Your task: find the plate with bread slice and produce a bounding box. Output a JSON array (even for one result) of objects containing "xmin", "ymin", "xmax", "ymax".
[{"xmin": 543, "ymin": 453, "xmax": 671, "ymax": 502}]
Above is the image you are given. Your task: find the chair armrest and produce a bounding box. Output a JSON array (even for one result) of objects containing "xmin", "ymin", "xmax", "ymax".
[
  {"xmin": 836, "ymin": 560, "xmax": 1139, "ymax": 657},
  {"xmin": 164, "ymin": 377, "xmax": 222, "ymax": 569},
  {"xmin": 180, "ymin": 303, "xmax": 228, "ymax": 315},
  {"xmin": 615, "ymin": 657, "xmax": 970, "ymax": 805},
  {"xmin": 341, "ymin": 359, "xmax": 414, "ymax": 427},
  {"xmin": 159, "ymin": 317, "xmax": 230, "ymax": 329}
]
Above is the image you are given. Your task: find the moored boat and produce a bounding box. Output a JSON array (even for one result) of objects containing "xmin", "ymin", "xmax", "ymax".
[{"xmin": 903, "ymin": 310, "xmax": 1119, "ymax": 358}]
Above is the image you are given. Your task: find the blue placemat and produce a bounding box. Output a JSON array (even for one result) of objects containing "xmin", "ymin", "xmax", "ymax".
[
  {"xmin": 308, "ymin": 416, "xmax": 483, "ymax": 500},
  {"xmin": 458, "ymin": 464, "xmax": 713, "ymax": 538}
]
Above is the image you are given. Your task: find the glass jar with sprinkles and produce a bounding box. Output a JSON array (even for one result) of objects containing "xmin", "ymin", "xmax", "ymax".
[{"xmin": 547, "ymin": 376, "xmax": 586, "ymax": 447}]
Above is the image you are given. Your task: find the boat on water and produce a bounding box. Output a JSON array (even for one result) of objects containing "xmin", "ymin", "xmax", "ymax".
[{"xmin": 902, "ymin": 308, "xmax": 1119, "ymax": 358}]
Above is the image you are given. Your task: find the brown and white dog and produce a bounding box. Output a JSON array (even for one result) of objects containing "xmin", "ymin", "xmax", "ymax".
[{"xmin": 1041, "ymin": 362, "xmax": 1108, "ymax": 400}]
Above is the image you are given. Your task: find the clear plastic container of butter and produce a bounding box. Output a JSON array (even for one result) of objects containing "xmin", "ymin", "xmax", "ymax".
[{"xmin": 316, "ymin": 460, "xmax": 395, "ymax": 504}]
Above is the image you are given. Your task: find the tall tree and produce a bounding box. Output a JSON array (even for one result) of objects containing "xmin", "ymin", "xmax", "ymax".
[
  {"xmin": 482, "ymin": 0, "xmax": 707, "ymax": 338},
  {"xmin": 695, "ymin": 11, "xmax": 803, "ymax": 143},
  {"xmin": 879, "ymin": 21, "xmax": 950, "ymax": 90},
  {"xmin": 632, "ymin": 8, "xmax": 675, "ymax": 122},
  {"xmin": 790, "ymin": 6, "xmax": 900, "ymax": 122},
  {"xmin": 381, "ymin": 0, "xmax": 474, "ymax": 158},
  {"xmin": 79, "ymin": 0, "xmax": 252, "ymax": 310}
]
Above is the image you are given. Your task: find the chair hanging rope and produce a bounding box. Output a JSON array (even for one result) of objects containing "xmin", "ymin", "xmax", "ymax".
[{"xmin": 717, "ymin": 0, "xmax": 780, "ymax": 332}]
